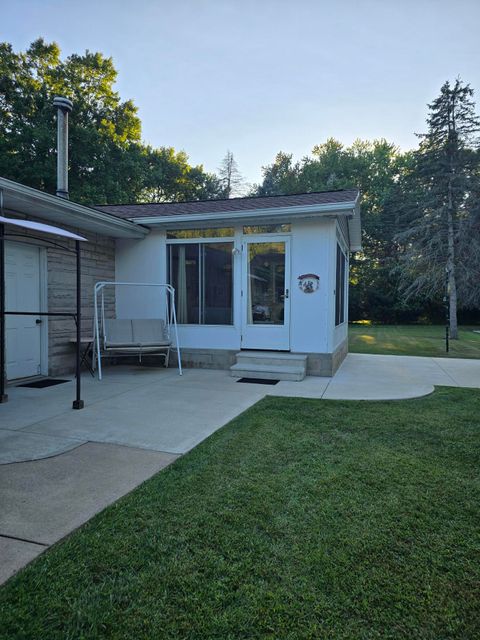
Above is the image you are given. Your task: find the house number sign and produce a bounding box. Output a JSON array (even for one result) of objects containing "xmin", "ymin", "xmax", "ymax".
[{"xmin": 298, "ymin": 273, "xmax": 320, "ymax": 293}]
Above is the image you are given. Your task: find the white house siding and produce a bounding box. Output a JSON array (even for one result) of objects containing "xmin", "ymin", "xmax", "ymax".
[
  {"xmin": 289, "ymin": 219, "xmax": 335, "ymax": 355},
  {"xmin": 115, "ymin": 230, "xmax": 167, "ymax": 321}
]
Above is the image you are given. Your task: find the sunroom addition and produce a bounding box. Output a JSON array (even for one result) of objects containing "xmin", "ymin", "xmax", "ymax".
[{"xmin": 111, "ymin": 189, "xmax": 361, "ymax": 377}]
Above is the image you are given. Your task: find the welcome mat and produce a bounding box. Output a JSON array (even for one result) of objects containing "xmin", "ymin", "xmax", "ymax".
[
  {"xmin": 237, "ymin": 378, "xmax": 279, "ymax": 385},
  {"xmin": 18, "ymin": 379, "xmax": 70, "ymax": 389}
]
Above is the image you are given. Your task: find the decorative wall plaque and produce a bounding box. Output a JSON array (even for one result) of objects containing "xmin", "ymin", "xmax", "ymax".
[{"xmin": 298, "ymin": 273, "xmax": 320, "ymax": 293}]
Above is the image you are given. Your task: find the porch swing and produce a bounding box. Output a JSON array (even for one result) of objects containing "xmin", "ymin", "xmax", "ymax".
[{"xmin": 94, "ymin": 282, "xmax": 182, "ymax": 380}]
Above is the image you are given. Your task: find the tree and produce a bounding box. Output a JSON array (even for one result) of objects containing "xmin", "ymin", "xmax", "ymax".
[
  {"xmin": 139, "ymin": 146, "xmax": 221, "ymax": 203},
  {"xmin": 0, "ymin": 39, "xmax": 221, "ymax": 205},
  {"xmin": 254, "ymin": 152, "xmax": 302, "ymax": 196},
  {"xmin": 396, "ymin": 80, "xmax": 480, "ymax": 338},
  {"xmin": 218, "ymin": 150, "xmax": 245, "ymax": 198}
]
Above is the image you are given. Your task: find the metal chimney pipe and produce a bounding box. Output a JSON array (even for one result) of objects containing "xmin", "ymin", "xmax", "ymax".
[{"xmin": 53, "ymin": 96, "xmax": 73, "ymax": 199}]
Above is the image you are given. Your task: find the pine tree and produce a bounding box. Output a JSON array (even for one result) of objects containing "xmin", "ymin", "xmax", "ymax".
[{"xmin": 396, "ymin": 79, "xmax": 480, "ymax": 338}]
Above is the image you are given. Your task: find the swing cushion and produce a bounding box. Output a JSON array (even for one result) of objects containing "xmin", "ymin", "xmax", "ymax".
[
  {"xmin": 104, "ymin": 319, "xmax": 134, "ymax": 348},
  {"xmin": 132, "ymin": 319, "xmax": 171, "ymax": 347},
  {"xmin": 104, "ymin": 319, "xmax": 171, "ymax": 349}
]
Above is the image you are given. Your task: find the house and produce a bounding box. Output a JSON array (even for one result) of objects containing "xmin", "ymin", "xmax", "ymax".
[{"xmin": 1, "ymin": 177, "xmax": 360, "ymax": 382}]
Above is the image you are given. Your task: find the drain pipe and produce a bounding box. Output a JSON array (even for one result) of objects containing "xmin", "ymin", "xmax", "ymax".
[{"xmin": 53, "ymin": 97, "xmax": 73, "ymax": 199}]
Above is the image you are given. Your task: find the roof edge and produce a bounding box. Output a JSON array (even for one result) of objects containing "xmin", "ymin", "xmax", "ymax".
[
  {"xmin": 0, "ymin": 176, "xmax": 148, "ymax": 239},
  {"xmin": 129, "ymin": 200, "xmax": 358, "ymax": 226},
  {"xmin": 95, "ymin": 188, "xmax": 359, "ymax": 209}
]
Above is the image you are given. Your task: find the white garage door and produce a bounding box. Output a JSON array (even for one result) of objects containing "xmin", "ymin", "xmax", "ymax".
[{"xmin": 5, "ymin": 242, "xmax": 43, "ymax": 380}]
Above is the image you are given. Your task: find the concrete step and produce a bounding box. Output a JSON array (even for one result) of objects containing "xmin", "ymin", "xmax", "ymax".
[
  {"xmin": 230, "ymin": 362, "xmax": 306, "ymax": 382},
  {"xmin": 235, "ymin": 351, "xmax": 308, "ymax": 368}
]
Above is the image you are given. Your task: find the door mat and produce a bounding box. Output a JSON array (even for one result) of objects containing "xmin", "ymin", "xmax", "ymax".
[
  {"xmin": 237, "ymin": 378, "xmax": 279, "ymax": 385},
  {"xmin": 18, "ymin": 379, "xmax": 70, "ymax": 389}
]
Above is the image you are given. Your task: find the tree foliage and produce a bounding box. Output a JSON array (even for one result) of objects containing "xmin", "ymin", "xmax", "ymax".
[{"xmin": 0, "ymin": 39, "xmax": 221, "ymax": 205}]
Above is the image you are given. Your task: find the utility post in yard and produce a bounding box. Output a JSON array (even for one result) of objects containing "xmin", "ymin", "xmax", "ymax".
[{"xmin": 444, "ymin": 266, "xmax": 450, "ymax": 353}]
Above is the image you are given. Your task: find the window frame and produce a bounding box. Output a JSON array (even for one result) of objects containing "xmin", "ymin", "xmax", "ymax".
[
  {"xmin": 166, "ymin": 227, "xmax": 235, "ymax": 240},
  {"xmin": 242, "ymin": 223, "xmax": 291, "ymax": 235},
  {"xmin": 167, "ymin": 234, "xmax": 235, "ymax": 327}
]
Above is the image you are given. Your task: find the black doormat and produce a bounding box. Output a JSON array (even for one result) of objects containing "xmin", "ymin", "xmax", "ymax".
[
  {"xmin": 237, "ymin": 377, "xmax": 279, "ymax": 385},
  {"xmin": 18, "ymin": 379, "xmax": 70, "ymax": 389}
]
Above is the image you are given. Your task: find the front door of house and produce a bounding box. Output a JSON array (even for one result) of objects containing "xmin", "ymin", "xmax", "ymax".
[
  {"xmin": 241, "ymin": 236, "xmax": 290, "ymax": 350},
  {"xmin": 5, "ymin": 242, "xmax": 43, "ymax": 379}
]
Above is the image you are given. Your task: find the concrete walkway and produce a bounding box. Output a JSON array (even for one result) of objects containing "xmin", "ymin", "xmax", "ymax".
[
  {"xmin": 1, "ymin": 354, "xmax": 479, "ymax": 583},
  {"xmin": 0, "ymin": 443, "xmax": 176, "ymax": 583}
]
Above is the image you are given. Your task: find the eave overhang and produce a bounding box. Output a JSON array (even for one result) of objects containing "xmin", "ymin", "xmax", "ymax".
[{"xmin": 0, "ymin": 177, "xmax": 148, "ymax": 239}]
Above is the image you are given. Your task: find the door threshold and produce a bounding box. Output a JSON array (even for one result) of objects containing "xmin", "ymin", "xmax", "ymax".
[{"xmin": 239, "ymin": 349, "xmax": 291, "ymax": 353}]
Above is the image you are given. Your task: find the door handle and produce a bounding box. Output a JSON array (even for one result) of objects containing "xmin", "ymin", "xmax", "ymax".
[
  {"xmin": 35, "ymin": 319, "xmax": 42, "ymax": 324},
  {"xmin": 281, "ymin": 289, "xmax": 289, "ymax": 300}
]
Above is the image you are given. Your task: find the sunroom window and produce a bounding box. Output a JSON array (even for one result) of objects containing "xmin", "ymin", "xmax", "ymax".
[
  {"xmin": 166, "ymin": 228, "xmax": 234, "ymax": 239},
  {"xmin": 168, "ymin": 242, "xmax": 233, "ymax": 325},
  {"xmin": 335, "ymin": 243, "xmax": 346, "ymax": 326},
  {"xmin": 243, "ymin": 223, "xmax": 291, "ymax": 234}
]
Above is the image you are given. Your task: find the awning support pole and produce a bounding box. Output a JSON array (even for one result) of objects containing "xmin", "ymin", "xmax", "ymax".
[
  {"xmin": 0, "ymin": 221, "xmax": 8, "ymax": 403},
  {"xmin": 72, "ymin": 240, "xmax": 84, "ymax": 409}
]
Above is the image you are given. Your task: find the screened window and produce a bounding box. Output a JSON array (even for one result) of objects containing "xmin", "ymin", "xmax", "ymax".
[
  {"xmin": 243, "ymin": 224, "xmax": 291, "ymax": 234},
  {"xmin": 335, "ymin": 244, "xmax": 346, "ymax": 326},
  {"xmin": 167, "ymin": 228, "xmax": 234, "ymax": 239},
  {"xmin": 168, "ymin": 242, "xmax": 233, "ymax": 324}
]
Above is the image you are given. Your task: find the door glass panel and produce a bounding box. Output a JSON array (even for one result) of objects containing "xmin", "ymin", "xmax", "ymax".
[{"xmin": 247, "ymin": 242, "xmax": 285, "ymax": 325}]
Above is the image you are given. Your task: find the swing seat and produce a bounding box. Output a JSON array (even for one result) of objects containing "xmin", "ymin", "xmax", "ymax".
[{"xmin": 104, "ymin": 319, "xmax": 171, "ymax": 357}]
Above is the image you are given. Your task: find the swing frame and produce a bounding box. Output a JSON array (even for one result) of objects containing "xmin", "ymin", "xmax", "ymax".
[{"xmin": 94, "ymin": 281, "xmax": 182, "ymax": 380}]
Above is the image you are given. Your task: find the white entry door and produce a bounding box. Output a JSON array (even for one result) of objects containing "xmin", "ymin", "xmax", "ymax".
[
  {"xmin": 5, "ymin": 242, "xmax": 43, "ymax": 379},
  {"xmin": 241, "ymin": 236, "xmax": 291, "ymax": 350}
]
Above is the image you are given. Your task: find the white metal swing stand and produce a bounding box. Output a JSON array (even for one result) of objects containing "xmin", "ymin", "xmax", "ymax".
[{"xmin": 94, "ymin": 282, "xmax": 182, "ymax": 380}]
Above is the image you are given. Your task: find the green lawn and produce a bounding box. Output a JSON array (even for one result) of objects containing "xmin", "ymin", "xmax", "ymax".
[
  {"xmin": 349, "ymin": 323, "xmax": 480, "ymax": 358},
  {"xmin": 1, "ymin": 389, "xmax": 480, "ymax": 639}
]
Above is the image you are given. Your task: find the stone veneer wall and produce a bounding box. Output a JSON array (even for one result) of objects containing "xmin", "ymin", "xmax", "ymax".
[
  {"xmin": 5, "ymin": 219, "xmax": 115, "ymax": 377},
  {"xmin": 47, "ymin": 231, "xmax": 115, "ymax": 375}
]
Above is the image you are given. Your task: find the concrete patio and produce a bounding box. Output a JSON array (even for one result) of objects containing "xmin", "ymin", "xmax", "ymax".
[{"xmin": 1, "ymin": 353, "xmax": 479, "ymax": 584}]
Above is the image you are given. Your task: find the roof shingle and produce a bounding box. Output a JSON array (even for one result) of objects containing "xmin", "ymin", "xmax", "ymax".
[{"xmin": 95, "ymin": 189, "xmax": 359, "ymax": 220}]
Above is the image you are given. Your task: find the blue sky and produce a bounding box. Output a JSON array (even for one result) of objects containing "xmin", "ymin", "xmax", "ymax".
[{"xmin": 3, "ymin": 0, "xmax": 480, "ymax": 184}]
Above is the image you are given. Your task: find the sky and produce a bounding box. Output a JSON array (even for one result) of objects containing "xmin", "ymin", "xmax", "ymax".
[{"xmin": 2, "ymin": 0, "xmax": 480, "ymax": 185}]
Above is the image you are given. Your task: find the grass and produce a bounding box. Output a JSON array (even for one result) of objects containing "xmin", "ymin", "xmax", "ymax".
[
  {"xmin": 1, "ymin": 389, "xmax": 480, "ymax": 639},
  {"xmin": 349, "ymin": 323, "xmax": 480, "ymax": 358}
]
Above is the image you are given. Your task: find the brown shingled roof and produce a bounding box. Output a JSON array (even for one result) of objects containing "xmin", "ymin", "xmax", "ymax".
[{"xmin": 95, "ymin": 189, "xmax": 359, "ymax": 220}]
